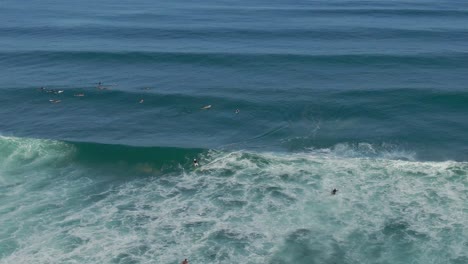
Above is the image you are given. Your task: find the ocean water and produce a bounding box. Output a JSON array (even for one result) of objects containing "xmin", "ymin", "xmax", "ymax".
[{"xmin": 1, "ymin": 0, "xmax": 467, "ymax": 263}]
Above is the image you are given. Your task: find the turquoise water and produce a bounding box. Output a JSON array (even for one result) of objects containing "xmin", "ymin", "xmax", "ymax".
[{"xmin": 1, "ymin": 0, "xmax": 468, "ymax": 263}]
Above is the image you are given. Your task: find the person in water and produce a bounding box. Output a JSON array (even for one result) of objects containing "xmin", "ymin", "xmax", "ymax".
[
  {"xmin": 193, "ymin": 159, "xmax": 199, "ymax": 167},
  {"xmin": 181, "ymin": 259, "xmax": 188, "ymax": 264},
  {"xmin": 331, "ymin": 188, "xmax": 338, "ymax": 195}
]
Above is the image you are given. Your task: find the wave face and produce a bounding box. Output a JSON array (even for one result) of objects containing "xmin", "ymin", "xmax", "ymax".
[
  {"xmin": 1, "ymin": 136, "xmax": 467, "ymax": 263},
  {"xmin": 2, "ymin": 0, "xmax": 468, "ymax": 263},
  {"xmin": 1, "ymin": 87, "xmax": 467, "ymax": 161}
]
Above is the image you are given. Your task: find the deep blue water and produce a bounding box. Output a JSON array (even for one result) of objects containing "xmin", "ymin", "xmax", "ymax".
[{"xmin": 1, "ymin": 1, "xmax": 468, "ymax": 263}]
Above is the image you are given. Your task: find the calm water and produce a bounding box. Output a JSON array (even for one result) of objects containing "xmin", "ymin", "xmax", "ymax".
[{"xmin": 1, "ymin": 0, "xmax": 467, "ymax": 263}]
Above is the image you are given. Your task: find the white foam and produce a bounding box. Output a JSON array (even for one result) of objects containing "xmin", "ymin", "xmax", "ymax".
[{"xmin": 1, "ymin": 147, "xmax": 467, "ymax": 263}]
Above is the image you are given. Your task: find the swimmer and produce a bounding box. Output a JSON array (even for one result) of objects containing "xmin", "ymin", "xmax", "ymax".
[
  {"xmin": 181, "ymin": 259, "xmax": 188, "ymax": 264},
  {"xmin": 201, "ymin": 105, "xmax": 212, "ymax": 110},
  {"xmin": 193, "ymin": 159, "xmax": 199, "ymax": 167},
  {"xmin": 139, "ymin": 99, "xmax": 144, "ymax": 104},
  {"xmin": 331, "ymin": 189, "xmax": 338, "ymax": 195},
  {"xmin": 235, "ymin": 109, "xmax": 240, "ymax": 114}
]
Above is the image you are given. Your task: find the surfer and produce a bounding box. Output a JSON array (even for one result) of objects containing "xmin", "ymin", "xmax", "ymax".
[
  {"xmin": 96, "ymin": 82, "xmax": 108, "ymax": 90},
  {"xmin": 181, "ymin": 259, "xmax": 188, "ymax": 264},
  {"xmin": 193, "ymin": 159, "xmax": 199, "ymax": 167},
  {"xmin": 331, "ymin": 189, "xmax": 338, "ymax": 195},
  {"xmin": 235, "ymin": 109, "xmax": 240, "ymax": 114}
]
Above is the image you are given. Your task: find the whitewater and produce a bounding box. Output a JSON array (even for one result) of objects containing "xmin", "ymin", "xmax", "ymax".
[{"xmin": 1, "ymin": 136, "xmax": 466, "ymax": 263}]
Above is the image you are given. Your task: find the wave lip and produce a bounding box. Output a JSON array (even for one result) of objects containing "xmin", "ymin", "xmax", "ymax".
[{"xmin": 0, "ymin": 136, "xmax": 204, "ymax": 181}]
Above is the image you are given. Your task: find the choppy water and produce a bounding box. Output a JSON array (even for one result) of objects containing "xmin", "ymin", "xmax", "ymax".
[{"xmin": 1, "ymin": 0, "xmax": 468, "ymax": 263}]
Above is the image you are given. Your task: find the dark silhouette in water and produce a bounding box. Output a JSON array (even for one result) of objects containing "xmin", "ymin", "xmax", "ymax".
[{"xmin": 332, "ymin": 189, "xmax": 338, "ymax": 195}]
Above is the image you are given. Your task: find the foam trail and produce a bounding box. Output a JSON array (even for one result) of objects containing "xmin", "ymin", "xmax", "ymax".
[{"xmin": 1, "ymin": 138, "xmax": 467, "ymax": 263}]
